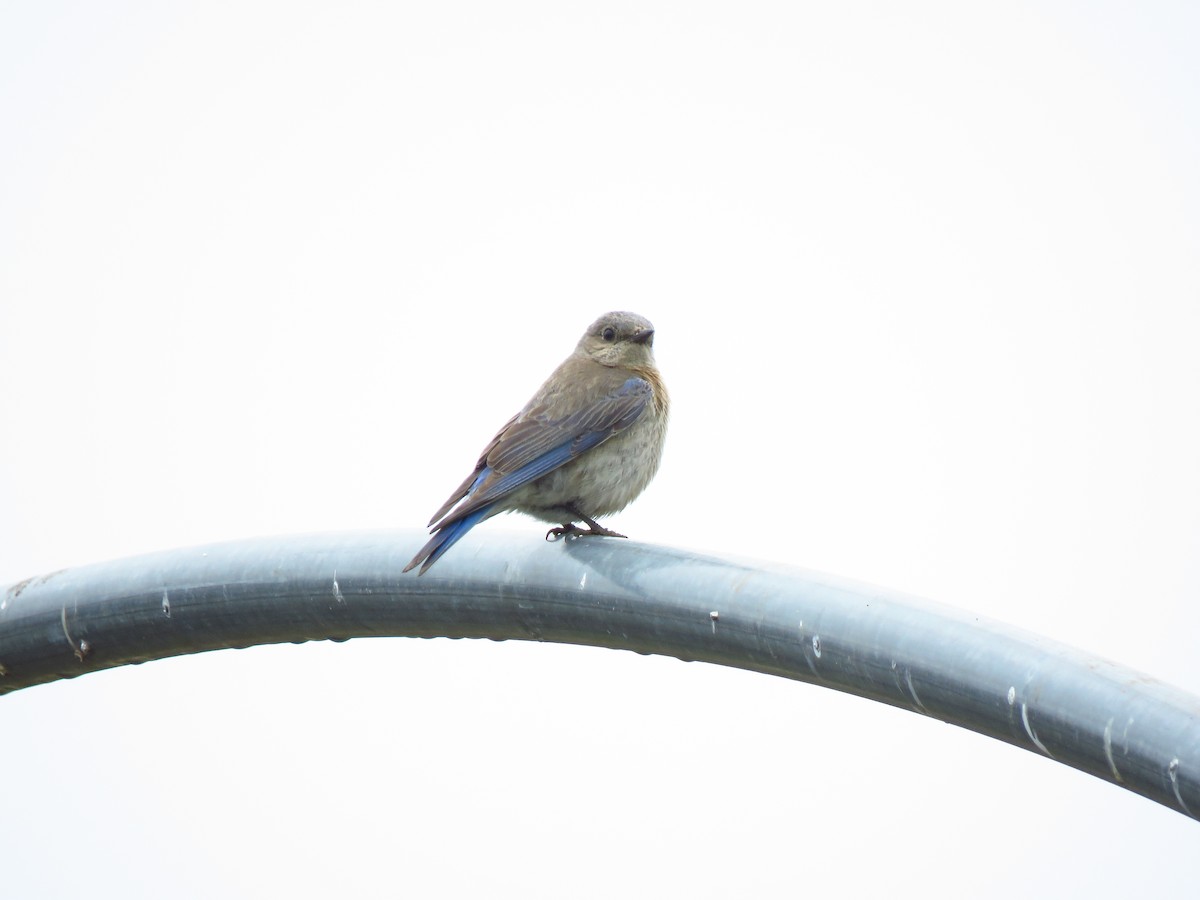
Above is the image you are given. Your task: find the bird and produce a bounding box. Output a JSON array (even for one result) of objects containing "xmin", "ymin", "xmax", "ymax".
[{"xmin": 404, "ymin": 311, "xmax": 669, "ymax": 575}]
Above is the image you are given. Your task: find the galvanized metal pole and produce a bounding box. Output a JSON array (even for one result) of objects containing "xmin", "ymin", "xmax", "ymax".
[{"xmin": 1, "ymin": 529, "xmax": 1197, "ymax": 821}]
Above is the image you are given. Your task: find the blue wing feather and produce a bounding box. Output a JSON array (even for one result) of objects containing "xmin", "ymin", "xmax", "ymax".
[{"xmin": 467, "ymin": 427, "xmax": 611, "ymax": 508}]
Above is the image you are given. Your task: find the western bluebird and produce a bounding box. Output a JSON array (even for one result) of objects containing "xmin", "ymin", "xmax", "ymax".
[{"xmin": 404, "ymin": 311, "xmax": 669, "ymax": 575}]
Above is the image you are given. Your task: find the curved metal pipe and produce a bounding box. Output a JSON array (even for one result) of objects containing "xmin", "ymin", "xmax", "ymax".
[{"xmin": 1, "ymin": 529, "xmax": 1197, "ymax": 820}]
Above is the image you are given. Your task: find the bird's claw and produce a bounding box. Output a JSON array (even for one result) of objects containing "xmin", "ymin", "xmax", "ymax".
[
  {"xmin": 586, "ymin": 525, "xmax": 627, "ymax": 539},
  {"xmin": 545, "ymin": 523, "xmax": 627, "ymax": 542},
  {"xmin": 545, "ymin": 524, "xmax": 580, "ymax": 541}
]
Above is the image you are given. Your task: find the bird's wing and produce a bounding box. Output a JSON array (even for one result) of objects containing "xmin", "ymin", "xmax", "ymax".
[
  {"xmin": 428, "ymin": 371, "xmax": 652, "ymax": 530},
  {"xmin": 424, "ymin": 414, "xmax": 517, "ymax": 526}
]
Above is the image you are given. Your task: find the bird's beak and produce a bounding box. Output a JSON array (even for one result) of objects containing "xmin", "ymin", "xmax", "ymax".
[{"xmin": 630, "ymin": 328, "xmax": 655, "ymax": 345}]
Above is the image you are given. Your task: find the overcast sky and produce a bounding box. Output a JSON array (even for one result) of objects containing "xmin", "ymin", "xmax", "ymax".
[{"xmin": 2, "ymin": 3, "xmax": 1199, "ymax": 897}]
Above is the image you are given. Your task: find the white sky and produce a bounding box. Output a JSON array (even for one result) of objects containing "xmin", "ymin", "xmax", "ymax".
[{"xmin": 2, "ymin": 3, "xmax": 1199, "ymax": 897}]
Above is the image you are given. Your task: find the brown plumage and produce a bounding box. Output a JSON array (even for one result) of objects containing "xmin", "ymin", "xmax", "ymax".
[{"xmin": 404, "ymin": 311, "xmax": 669, "ymax": 574}]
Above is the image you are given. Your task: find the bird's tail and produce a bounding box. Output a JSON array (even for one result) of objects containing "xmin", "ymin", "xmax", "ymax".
[{"xmin": 402, "ymin": 506, "xmax": 492, "ymax": 575}]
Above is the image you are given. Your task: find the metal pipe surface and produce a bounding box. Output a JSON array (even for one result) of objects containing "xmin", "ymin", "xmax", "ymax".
[{"xmin": 1, "ymin": 529, "xmax": 1197, "ymax": 820}]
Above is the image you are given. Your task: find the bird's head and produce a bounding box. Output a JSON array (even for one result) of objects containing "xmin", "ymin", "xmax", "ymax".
[{"xmin": 577, "ymin": 311, "xmax": 657, "ymax": 368}]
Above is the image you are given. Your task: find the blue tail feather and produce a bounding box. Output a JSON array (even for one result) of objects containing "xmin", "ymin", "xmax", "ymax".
[{"xmin": 404, "ymin": 505, "xmax": 493, "ymax": 575}]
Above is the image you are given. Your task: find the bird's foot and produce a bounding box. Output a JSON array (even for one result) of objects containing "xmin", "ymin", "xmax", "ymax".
[
  {"xmin": 574, "ymin": 512, "xmax": 627, "ymax": 539},
  {"xmin": 545, "ymin": 522, "xmax": 627, "ymax": 541},
  {"xmin": 546, "ymin": 523, "xmax": 584, "ymax": 541},
  {"xmin": 581, "ymin": 524, "xmax": 627, "ymax": 538}
]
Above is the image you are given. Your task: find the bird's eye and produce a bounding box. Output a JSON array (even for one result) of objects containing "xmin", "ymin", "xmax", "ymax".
[{"xmin": 602, "ymin": 326, "xmax": 617, "ymax": 342}]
